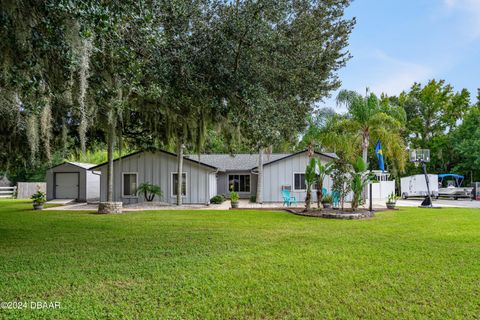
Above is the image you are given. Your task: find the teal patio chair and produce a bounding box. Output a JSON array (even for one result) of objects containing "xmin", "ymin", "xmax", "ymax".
[
  {"xmin": 332, "ymin": 191, "xmax": 340, "ymax": 208},
  {"xmin": 322, "ymin": 187, "xmax": 328, "ymax": 197},
  {"xmin": 282, "ymin": 189, "xmax": 297, "ymax": 206}
]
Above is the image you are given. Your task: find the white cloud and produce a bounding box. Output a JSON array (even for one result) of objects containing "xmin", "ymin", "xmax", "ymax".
[
  {"xmin": 443, "ymin": 0, "xmax": 480, "ymax": 39},
  {"xmin": 368, "ymin": 51, "xmax": 433, "ymax": 96},
  {"xmin": 444, "ymin": 0, "xmax": 480, "ymax": 10}
]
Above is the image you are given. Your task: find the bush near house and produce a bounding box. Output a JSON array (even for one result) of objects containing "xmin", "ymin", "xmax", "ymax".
[
  {"xmin": 210, "ymin": 195, "xmax": 225, "ymax": 204},
  {"xmin": 137, "ymin": 183, "xmax": 163, "ymax": 202}
]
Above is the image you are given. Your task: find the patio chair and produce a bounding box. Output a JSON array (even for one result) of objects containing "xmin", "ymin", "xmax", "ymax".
[
  {"xmin": 332, "ymin": 191, "xmax": 340, "ymax": 208},
  {"xmin": 322, "ymin": 187, "xmax": 328, "ymax": 197},
  {"xmin": 282, "ymin": 189, "xmax": 297, "ymax": 206}
]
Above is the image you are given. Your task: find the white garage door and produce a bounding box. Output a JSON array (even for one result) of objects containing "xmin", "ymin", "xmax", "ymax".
[{"xmin": 55, "ymin": 173, "xmax": 79, "ymax": 199}]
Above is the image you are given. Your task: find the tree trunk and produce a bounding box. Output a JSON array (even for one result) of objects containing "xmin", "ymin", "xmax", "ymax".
[
  {"xmin": 362, "ymin": 132, "xmax": 369, "ymax": 204},
  {"xmin": 316, "ymin": 178, "xmax": 323, "ymax": 209},
  {"xmin": 256, "ymin": 147, "xmax": 264, "ymax": 203},
  {"xmin": 352, "ymin": 193, "xmax": 359, "ymax": 211},
  {"xmin": 106, "ymin": 124, "xmax": 115, "ymax": 202},
  {"xmin": 341, "ymin": 183, "xmax": 345, "ymax": 211},
  {"xmin": 362, "ymin": 132, "xmax": 369, "ymax": 166},
  {"xmin": 305, "ymin": 186, "xmax": 311, "ymax": 211},
  {"xmin": 176, "ymin": 141, "xmax": 185, "ymax": 206}
]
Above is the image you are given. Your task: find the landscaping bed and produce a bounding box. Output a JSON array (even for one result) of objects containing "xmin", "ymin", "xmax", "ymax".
[{"xmin": 287, "ymin": 208, "xmax": 385, "ymax": 219}]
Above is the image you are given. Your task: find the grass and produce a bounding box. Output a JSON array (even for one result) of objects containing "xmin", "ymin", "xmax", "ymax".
[{"xmin": 1, "ymin": 200, "xmax": 480, "ymax": 319}]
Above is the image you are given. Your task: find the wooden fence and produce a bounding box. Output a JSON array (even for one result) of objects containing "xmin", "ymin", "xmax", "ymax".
[
  {"xmin": 16, "ymin": 182, "xmax": 46, "ymax": 199},
  {"xmin": 0, "ymin": 186, "xmax": 17, "ymax": 198}
]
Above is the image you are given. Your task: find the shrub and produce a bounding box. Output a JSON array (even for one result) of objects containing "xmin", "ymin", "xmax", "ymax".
[
  {"xmin": 249, "ymin": 195, "xmax": 256, "ymax": 203},
  {"xmin": 31, "ymin": 190, "xmax": 46, "ymax": 204},
  {"xmin": 322, "ymin": 194, "xmax": 333, "ymax": 204},
  {"xmin": 137, "ymin": 183, "xmax": 163, "ymax": 202},
  {"xmin": 210, "ymin": 195, "xmax": 225, "ymax": 204}
]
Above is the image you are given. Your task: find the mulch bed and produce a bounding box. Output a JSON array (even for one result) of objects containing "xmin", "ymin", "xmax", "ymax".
[{"xmin": 286, "ymin": 208, "xmax": 389, "ymax": 220}]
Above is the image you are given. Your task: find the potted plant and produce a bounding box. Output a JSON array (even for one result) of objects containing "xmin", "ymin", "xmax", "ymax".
[
  {"xmin": 386, "ymin": 192, "xmax": 397, "ymax": 209},
  {"xmin": 230, "ymin": 188, "xmax": 239, "ymax": 209},
  {"xmin": 137, "ymin": 183, "xmax": 163, "ymax": 202},
  {"xmin": 31, "ymin": 190, "xmax": 47, "ymax": 210},
  {"xmin": 321, "ymin": 194, "xmax": 333, "ymax": 209}
]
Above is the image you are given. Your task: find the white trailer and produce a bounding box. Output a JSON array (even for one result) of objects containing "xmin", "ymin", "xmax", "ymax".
[{"xmin": 401, "ymin": 174, "xmax": 439, "ymax": 199}]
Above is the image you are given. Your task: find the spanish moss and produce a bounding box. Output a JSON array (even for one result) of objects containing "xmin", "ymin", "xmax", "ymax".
[
  {"xmin": 40, "ymin": 101, "xmax": 52, "ymax": 161},
  {"xmin": 78, "ymin": 37, "xmax": 93, "ymax": 153},
  {"xmin": 25, "ymin": 114, "xmax": 39, "ymax": 163}
]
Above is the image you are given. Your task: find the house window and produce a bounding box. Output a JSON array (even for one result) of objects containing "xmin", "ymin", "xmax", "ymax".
[
  {"xmin": 293, "ymin": 173, "xmax": 318, "ymax": 191},
  {"xmin": 172, "ymin": 172, "xmax": 187, "ymax": 196},
  {"xmin": 122, "ymin": 173, "xmax": 138, "ymax": 197},
  {"xmin": 229, "ymin": 174, "xmax": 250, "ymax": 192}
]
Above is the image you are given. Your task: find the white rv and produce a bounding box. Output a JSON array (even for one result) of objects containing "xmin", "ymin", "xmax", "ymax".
[{"xmin": 401, "ymin": 174, "xmax": 439, "ymax": 199}]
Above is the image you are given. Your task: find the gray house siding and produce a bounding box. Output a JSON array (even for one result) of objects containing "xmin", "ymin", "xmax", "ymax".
[
  {"xmin": 98, "ymin": 151, "xmax": 214, "ymax": 204},
  {"xmin": 86, "ymin": 170, "xmax": 101, "ymax": 201},
  {"xmin": 216, "ymin": 171, "xmax": 258, "ymax": 199},
  {"xmin": 46, "ymin": 162, "xmax": 100, "ymax": 202},
  {"xmin": 262, "ymin": 153, "xmax": 333, "ymax": 203}
]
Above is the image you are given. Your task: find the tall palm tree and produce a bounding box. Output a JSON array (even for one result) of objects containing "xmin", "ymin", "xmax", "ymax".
[{"xmin": 336, "ymin": 89, "xmax": 406, "ymax": 170}]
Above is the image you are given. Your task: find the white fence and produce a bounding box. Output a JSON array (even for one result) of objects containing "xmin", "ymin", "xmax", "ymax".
[
  {"xmin": 369, "ymin": 180, "xmax": 395, "ymax": 200},
  {"xmin": 0, "ymin": 186, "xmax": 17, "ymax": 198}
]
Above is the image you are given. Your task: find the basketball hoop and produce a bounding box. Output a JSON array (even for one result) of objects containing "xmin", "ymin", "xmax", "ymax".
[
  {"xmin": 409, "ymin": 149, "xmax": 430, "ymax": 163},
  {"xmin": 408, "ymin": 149, "xmax": 437, "ymax": 208}
]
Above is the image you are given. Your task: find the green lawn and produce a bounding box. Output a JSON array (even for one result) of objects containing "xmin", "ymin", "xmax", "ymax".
[{"xmin": 1, "ymin": 200, "xmax": 479, "ymax": 319}]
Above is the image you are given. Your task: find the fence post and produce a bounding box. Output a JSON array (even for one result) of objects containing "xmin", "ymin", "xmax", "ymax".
[{"xmin": 369, "ymin": 183, "xmax": 373, "ymax": 212}]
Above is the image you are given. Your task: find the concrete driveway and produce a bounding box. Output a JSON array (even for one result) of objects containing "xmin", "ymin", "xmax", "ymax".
[{"xmin": 393, "ymin": 198, "xmax": 480, "ymax": 208}]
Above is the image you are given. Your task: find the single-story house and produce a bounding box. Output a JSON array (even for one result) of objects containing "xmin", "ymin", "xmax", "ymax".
[
  {"xmin": 89, "ymin": 149, "xmax": 337, "ymax": 204},
  {"xmin": 46, "ymin": 162, "xmax": 100, "ymax": 202}
]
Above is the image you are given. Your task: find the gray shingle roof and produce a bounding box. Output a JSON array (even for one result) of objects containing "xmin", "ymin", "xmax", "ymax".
[{"xmin": 186, "ymin": 153, "xmax": 290, "ymax": 171}]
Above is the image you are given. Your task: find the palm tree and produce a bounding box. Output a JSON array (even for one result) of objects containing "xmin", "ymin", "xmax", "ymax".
[
  {"xmin": 336, "ymin": 89, "xmax": 406, "ymax": 169},
  {"xmin": 303, "ymin": 112, "xmax": 358, "ymax": 162},
  {"xmin": 350, "ymin": 157, "xmax": 371, "ymax": 211}
]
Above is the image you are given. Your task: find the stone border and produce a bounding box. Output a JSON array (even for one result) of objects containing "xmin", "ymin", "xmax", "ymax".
[
  {"xmin": 97, "ymin": 202, "xmax": 123, "ymax": 214},
  {"xmin": 286, "ymin": 209, "xmax": 376, "ymax": 220}
]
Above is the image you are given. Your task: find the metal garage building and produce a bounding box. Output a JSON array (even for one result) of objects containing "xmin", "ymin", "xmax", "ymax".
[{"xmin": 46, "ymin": 162, "xmax": 100, "ymax": 202}]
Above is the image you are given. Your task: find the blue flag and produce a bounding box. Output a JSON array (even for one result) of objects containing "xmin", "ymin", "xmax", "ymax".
[{"xmin": 375, "ymin": 140, "xmax": 385, "ymax": 172}]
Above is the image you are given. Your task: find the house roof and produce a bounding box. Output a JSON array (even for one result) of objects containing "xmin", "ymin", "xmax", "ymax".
[
  {"xmin": 89, "ymin": 150, "xmax": 218, "ymax": 170},
  {"xmin": 188, "ymin": 150, "xmax": 337, "ymax": 172},
  {"xmin": 88, "ymin": 149, "xmax": 338, "ymax": 172},
  {"xmin": 250, "ymin": 150, "xmax": 337, "ymax": 170},
  {"xmin": 49, "ymin": 161, "xmax": 97, "ymax": 170},
  {"xmin": 186, "ymin": 153, "xmax": 290, "ymax": 171}
]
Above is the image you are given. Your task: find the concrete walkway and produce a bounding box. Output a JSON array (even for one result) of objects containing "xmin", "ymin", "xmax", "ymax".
[
  {"xmin": 44, "ymin": 199, "xmax": 382, "ymax": 211},
  {"xmin": 46, "ymin": 199, "xmax": 76, "ymax": 205},
  {"xmin": 393, "ymin": 198, "xmax": 480, "ymax": 208}
]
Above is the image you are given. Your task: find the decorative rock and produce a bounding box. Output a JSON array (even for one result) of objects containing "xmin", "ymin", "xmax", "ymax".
[{"xmin": 97, "ymin": 202, "xmax": 123, "ymax": 214}]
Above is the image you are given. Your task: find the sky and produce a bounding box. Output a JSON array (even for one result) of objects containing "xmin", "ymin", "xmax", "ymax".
[{"xmin": 321, "ymin": 0, "xmax": 480, "ymax": 112}]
